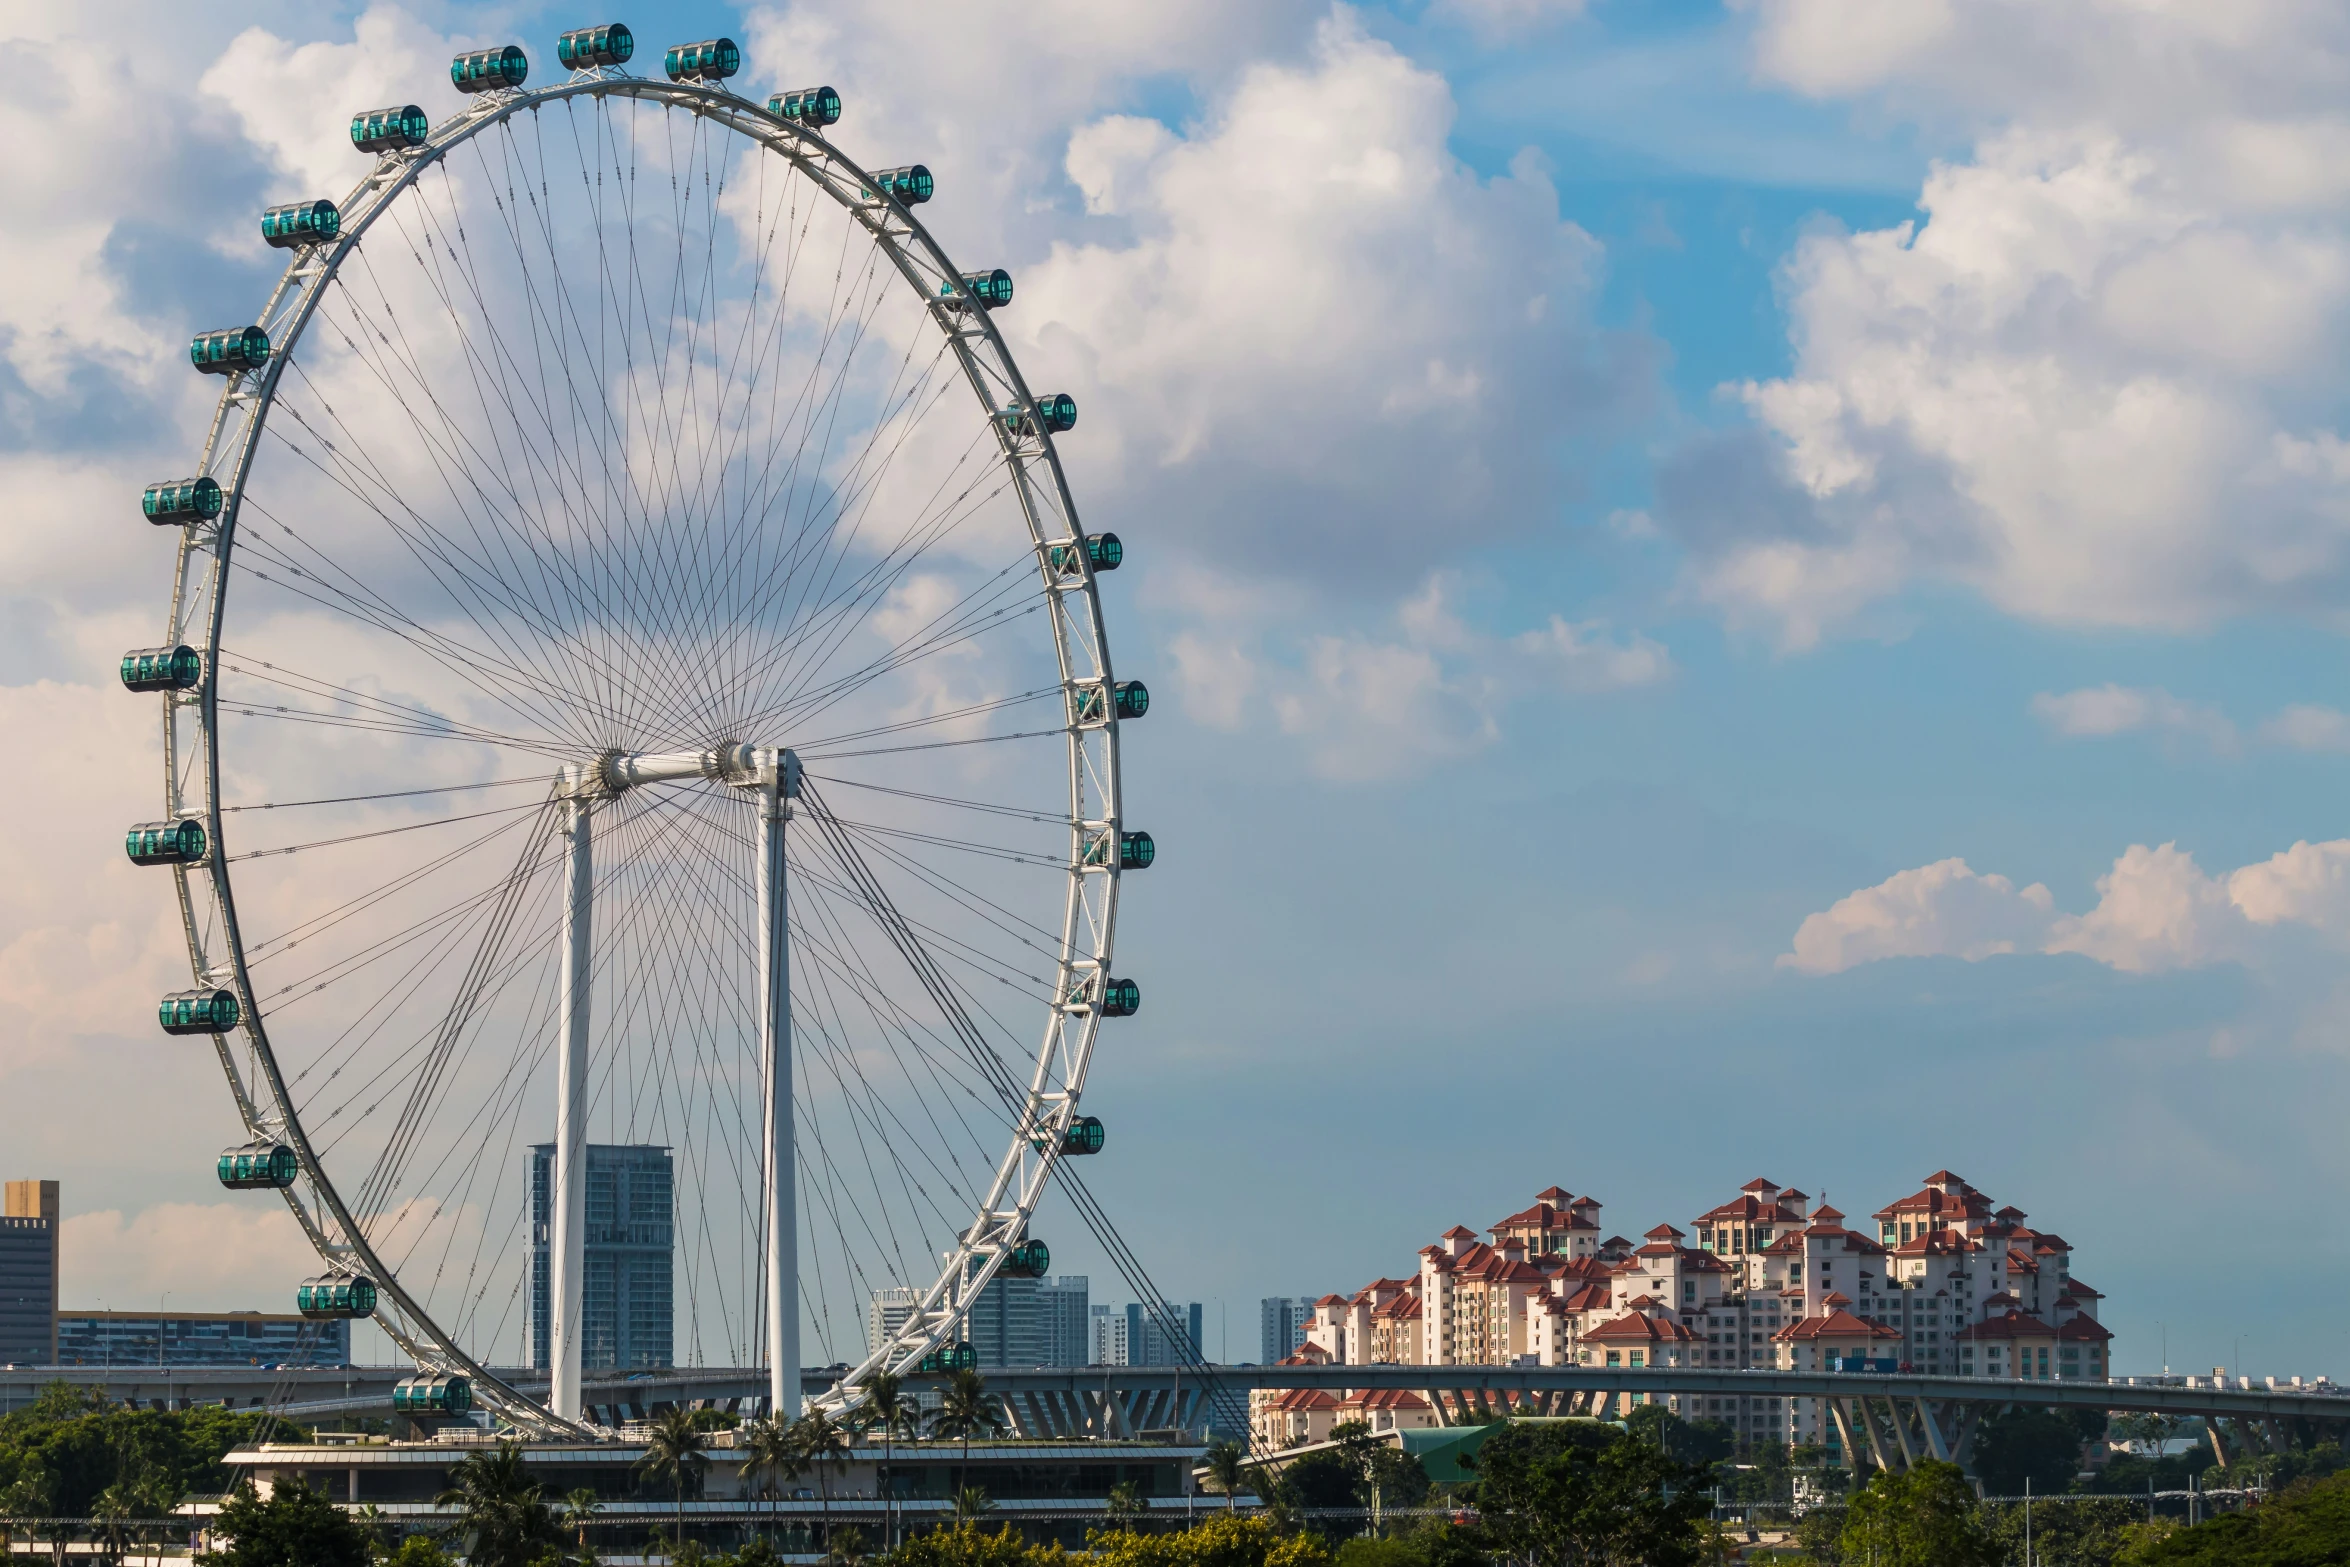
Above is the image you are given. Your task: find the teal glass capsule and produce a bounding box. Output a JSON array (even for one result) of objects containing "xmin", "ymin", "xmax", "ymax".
[
  {"xmin": 350, "ymin": 105, "xmax": 429, "ymax": 154},
  {"xmin": 557, "ymin": 24, "xmax": 633, "ymax": 68},
  {"xmin": 1119, "ymin": 830, "xmax": 1154, "ymax": 871},
  {"xmin": 1034, "ymin": 393, "xmax": 1076, "ymax": 433},
  {"xmin": 125, "ymin": 819, "xmax": 207, "ymax": 867},
  {"xmin": 160, "ymin": 988, "xmax": 239, "ymax": 1035},
  {"xmin": 189, "ymin": 327, "xmax": 270, "ymax": 377},
  {"xmin": 297, "ymin": 1274, "xmax": 378, "ymax": 1319},
  {"xmin": 1000, "ymin": 1239, "xmax": 1050, "ymax": 1279},
  {"xmin": 917, "ymin": 1340, "xmax": 978, "ymax": 1374},
  {"xmin": 260, "ymin": 200, "xmax": 340, "ymax": 250},
  {"xmin": 866, "ymin": 165, "xmax": 933, "ymax": 205},
  {"xmin": 664, "ymin": 37, "xmax": 739, "ymax": 82},
  {"xmin": 120, "ymin": 646, "xmax": 203, "ymax": 692},
  {"xmin": 942, "ymin": 269, "xmax": 1012, "ymax": 310},
  {"xmin": 1113, "ymin": 681, "xmax": 1148, "ymax": 720},
  {"xmin": 1098, "ymin": 977, "xmax": 1140, "ymax": 1017},
  {"xmin": 1062, "ymin": 1116, "xmax": 1106, "ymax": 1156},
  {"xmin": 143, "ymin": 476, "xmax": 222, "ymax": 525},
  {"xmin": 767, "ymin": 86, "xmax": 841, "ymax": 128},
  {"xmin": 393, "ymin": 1375, "xmax": 472, "ymax": 1414},
  {"xmin": 451, "ymin": 46, "xmax": 529, "ymax": 94},
  {"xmin": 1048, "ymin": 532, "xmax": 1122, "ymax": 577},
  {"xmin": 216, "ymin": 1143, "xmax": 298, "ymax": 1190}
]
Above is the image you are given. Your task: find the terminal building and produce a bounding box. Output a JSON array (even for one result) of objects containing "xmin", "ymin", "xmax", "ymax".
[
  {"xmin": 528, "ymin": 1144, "xmax": 675, "ymax": 1371},
  {"xmin": 55, "ymin": 1310, "xmax": 348, "ymax": 1368}
]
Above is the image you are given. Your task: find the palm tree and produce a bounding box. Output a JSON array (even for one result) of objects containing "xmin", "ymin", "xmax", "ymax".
[
  {"xmin": 858, "ymin": 1373, "xmax": 917, "ymax": 1553},
  {"xmin": 1105, "ymin": 1481, "xmax": 1148, "ymax": 1529},
  {"xmin": 825, "ymin": 1524, "xmax": 869, "ymax": 1567},
  {"xmin": 636, "ymin": 1408, "xmax": 710, "ymax": 1565},
  {"xmin": 561, "ymin": 1488, "xmax": 602, "ymax": 1563},
  {"xmin": 792, "ymin": 1408, "xmax": 855, "ymax": 1560},
  {"xmin": 738, "ymin": 1417, "xmax": 804, "ymax": 1546},
  {"xmin": 435, "ymin": 1442, "xmax": 561, "ymax": 1567},
  {"xmin": 927, "ymin": 1368, "xmax": 1006, "ymax": 1504},
  {"xmin": 1201, "ymin": 1441, "xmax": 1248, "ymax": 1513},
  {"xmin": 950, "ymin": 1486, "xmax": 996, "ymax": 1523}
]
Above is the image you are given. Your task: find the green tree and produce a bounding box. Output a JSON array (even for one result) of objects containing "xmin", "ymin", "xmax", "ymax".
[
  {"xmin": 1202, "ymin": 1441, "xmax": 1250, "ymax": 1512},
  {"xmin": 1624, "ymin": 1407, "xmax": 1737, "ymax": 1469},
  {"xmin": 739, "ymin": 1416, "xmax": 805, "ymax": 1541},
  {"xmin": 886, "ymin": 1521, "xmax": 1049, "ymax": 1567},
  {"xmin": 2116, "ymin": 1468, "xmax": 2350, "ymax": 1564},
  {"xmin": 1974, "ymin": 1407, "xmax": 2086, "ymax": 1496},
  {"xmin": 1087, "ymin": 1513, "xmax": 1328, "ymax": 1567},
  {"xmin": 928, "ymin": 1369, "xmax": 1007, "ymax": 1501},
  {"xmin": 1471, "ymin": 1418, "xmax": 1714, "ymax": 1566},
  {"xmin": 384, "ymin": 1536, "xmax": 454, "ymax": 1567},
  {"xmin": 434, "ymin": 1441, "xmax": 561, "ymax": 1567},
  {"xmin": 1107, "ymin": 1481, "xmax": 1149, "ymax": 1528},
  {"xmin": 1792, "ymin": 1502, "xmax": 1847, "ymax": 1565},
  {"xmin": 795, "ymin": 1407, "xmax": 856, "ymax": 1556},
  {"xmin": 637, "ymin": 1408, "xmax": 711, "ymax": 1561},
  {"xmin": 561, "ymin": 1486, "xmax": 604, "ymax": 1562},
  {"xmin": 859, "ymin": 1373, "xmax": 919, "ymax": 1553},
  {"xmin": 955, "ymin": 1485, "xmax": 1000, "ymax": 1523},
  {"xmin": 200, "ymin": 1477, "xmax": 370, "ymax": 1567},
  {"xmin": 1838, "ymin": 1461, "xmax": 1997, "ymax": 1567},
  {"xmin": 1980, "ymin": 1494, "xmax": 2142, "ymax": 1566},
  {"xmin": 829, "ymin": 1524, "xmax": 870, "ymax": 1567}
]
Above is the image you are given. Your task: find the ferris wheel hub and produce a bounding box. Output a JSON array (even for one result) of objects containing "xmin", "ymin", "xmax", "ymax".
[{"xmin": 556, "ymin": 745, "xmax": 801, "ymax": 800}]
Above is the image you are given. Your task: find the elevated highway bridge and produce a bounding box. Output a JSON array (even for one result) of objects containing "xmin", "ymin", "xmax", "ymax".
[{"xmin": 4, "ymin": 1362, "xmax": 2339, "ymax": 1474}]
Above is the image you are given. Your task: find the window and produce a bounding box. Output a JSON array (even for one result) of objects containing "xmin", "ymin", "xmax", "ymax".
[
  {"xmin": 1606, "ymin": 1351, "xmax": 1620, "ymax": 1367},
  {"xmin": 1630, "ymin": 1352, "xmax": 1645, "ymax": 1367}
]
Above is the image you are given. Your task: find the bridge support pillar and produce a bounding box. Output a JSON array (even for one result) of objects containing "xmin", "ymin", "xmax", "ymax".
[
  {"xmin": 1914, "ymin": 1398, "xmax": 1952, "ymax": 1464},
  {"xmin": 2208, "ymin": 1421, "xmax": 2232, "ymax": 1469}
]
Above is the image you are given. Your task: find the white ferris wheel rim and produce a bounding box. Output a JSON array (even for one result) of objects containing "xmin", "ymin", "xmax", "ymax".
[{"xmin": 152, "ymin": 65, "xmax": 1125, "ymax": 1437}]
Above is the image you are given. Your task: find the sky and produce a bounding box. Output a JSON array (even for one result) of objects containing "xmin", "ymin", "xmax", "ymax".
[{"xmin": 5, "ymin": 0, "xmax": 2350, "ymax": 1382}]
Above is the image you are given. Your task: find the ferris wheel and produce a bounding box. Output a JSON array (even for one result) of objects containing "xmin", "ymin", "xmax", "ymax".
[{"xmin": 126, "ymin": 24, "xmax": 1146, "ymax": 1437}]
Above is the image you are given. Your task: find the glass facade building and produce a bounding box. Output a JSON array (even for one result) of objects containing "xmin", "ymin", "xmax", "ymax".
[
  {"xmin": 56, "ymin": 1311, "xmax": 348, "ymax": 1368},
  {"xmin": 0, "ymin": 1181, "xmax": 57, "ymax": 1366},
  {"xmin": 528, "ymin": 1144, "xmax": 674, "ymax": 1371}
]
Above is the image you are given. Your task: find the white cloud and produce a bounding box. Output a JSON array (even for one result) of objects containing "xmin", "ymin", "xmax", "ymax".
[
  {"xmin": 2262, "ymin": 703, "xmax": 2350, "ymax": 752},
  {"xmin": 1787, "ymin": 836, "xmax": 2350, "ymax": 977},
  {"xmin": 1780, "ymin": 858, "xmax": 2055, "ymax": 975},
  {"xmin": 2031, "ymin": 685, "xmax": 2237, "ymax": 750},
  {"xmin": 1665, "ymin": 6, "xmax": 2350, "ymax": 645},
  {"xmin": 62, "ymin": 1202, "xmax": 320, "ymax": 1314},
  {"xmin": 1513, "ymin": 616, "xmax": 1674, "ymax": 693}
]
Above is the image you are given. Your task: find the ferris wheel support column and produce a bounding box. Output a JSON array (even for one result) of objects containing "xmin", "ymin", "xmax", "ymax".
[
  {"xmin": 550, "ymin": 789, "xmax": 593, "ymax": 1424},
  {"xmin": 755, "ymin": 749, "xmax": 803, "ymax": 1418}
]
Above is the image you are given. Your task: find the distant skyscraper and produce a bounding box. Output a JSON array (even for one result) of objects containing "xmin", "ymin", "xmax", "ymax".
[
  {"xmin": 0, "ymin": 1180, "xmax": 57, "ymax": 1366},
  {"xmin": 56, "ymin": 1311, "xmax": 347, "ymax": 1368},
  {"xmin": 1039, "ymin": 1276, "xmax": 1090, "ymax": 1367},
  {"xmin": 869, "ymin": 1287, "xmax": 922, "ymax": 1357},
  {"xmin": 529, "ymin": 1144, "xmax": 674, "ymax": 1371},
  {"xmin": 1127, "ymin": 1300, "xmax": 1203, "ymax": 1365},
  {"xmin": 1091, "ymin": 1303, "xmax": 1128, "ymax": 1366},
  {"xmin": 1259, "ymin": 1297, "xmax": 1315, "ymax": 1364},
  {"xmin": 876, "ymin": 1272, "xmax": 1088, "ymax": 1369}
]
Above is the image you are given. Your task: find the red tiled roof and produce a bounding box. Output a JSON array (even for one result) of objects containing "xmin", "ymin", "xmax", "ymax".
[
  {"xmin": 1271, "ymin": 1388, "xmax": 1341, "ymax": 1411},
  {"xmin": 1535, "ymin": 1186, "xmax": 1572, "ymax": 1204},
  {"xmin": 2059, "ymin": 1315, "xmax": 2113, "ymax": 1343},
  {"xmin": 1812, "ymin": 1203, "xmax": 1845, "ymax": 1223},
  {"xmin": 1780, "ymin": 1189, "xmax": 1809, "ymax": 1201},
  {"xmin": 1588, "ymin": 1310, "xmax": 1698, "ymax": 1344},
  {"xmin": 1339, "ymin": 1388, "xmax": 1432, "ymax": 1411},
  {"xmin": 1742, "ymin": 1178, "xmax": 1779, "ymax": 1193},
  {"xmin": 1774, "ymin": 1309, "xmax": 1900, "ymax": 1343},
  {"xmin": 2063, "ymin": 1279, "xmax": 2104, "ymax": 1299},
  {"xmin": 1646, "ymin": 1223, "xmax": 1685, "ymax": 1240},
  {"xmin": 1442, "ymin": 1225, "xmax": 1479, "ymax": 1240},
  {"xmin": 1957, "ymin": 1310, "xmax": 2058, "ymax": 1343},
  {"xmin": 1315, "ymin": 1294, "xmax": 1347, "ymax": 1307}
]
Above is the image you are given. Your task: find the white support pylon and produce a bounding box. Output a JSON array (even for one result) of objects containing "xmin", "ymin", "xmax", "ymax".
[
  {"xmin": 550, "ymin": 792, "xmax": 592, "ymax": 1423},
  {"xmin": 757, "ymin": 750, "xmax": 802, "ymax": 1418}
]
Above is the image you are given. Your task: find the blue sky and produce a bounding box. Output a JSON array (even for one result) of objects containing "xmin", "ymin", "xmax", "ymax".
[{"xmin": 6, "ymin": 0, "xmax": 2350, "ymax": 1381}]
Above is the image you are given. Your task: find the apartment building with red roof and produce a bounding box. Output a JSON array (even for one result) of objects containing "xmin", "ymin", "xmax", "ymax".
[{"xmin": 1269, "ymin": 1171, "xmax": 2108, "ymax": 1455}]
